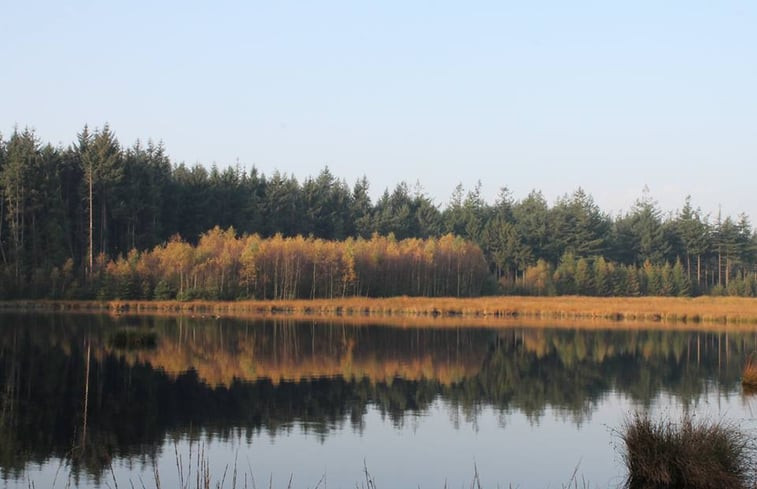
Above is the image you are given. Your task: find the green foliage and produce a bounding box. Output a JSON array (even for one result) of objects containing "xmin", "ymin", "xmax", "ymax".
[
  {"xmin": 626, "ymin": 265, "xmax": 642, "ymax": 296},
  {"xmin": 643, "ymin": 261, "xmax": 662, "ymax": 296},
  {"xmin": 593, "ymin": 256, "xmax": 611, "ymax": 296},
  {"xmin": 553, "ymin": 252, "xmax": 577, "ymax": 295},
  {"xmin": 575, "ymin": 257, "xmax": 594, "ymax": 295},
  {"xmin": 672, "ymin": 260, "xmax": 691, "ymax": 297},
  {"xmin": 153, "ymin": 279, "xmax": 176, "ymax": 300},
  {"xmin": 660, "ymin": 263, "xmax": 675, "ymax": 296}
]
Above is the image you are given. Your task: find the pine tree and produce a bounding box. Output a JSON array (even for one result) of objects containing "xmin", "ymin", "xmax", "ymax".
[
  {"xmin": 575, "ymin": 257, "xmax": 594, "ymax": 295},
  {"xmin": 672, "ymin": 259, "xmax": 691, "ymax": 297},
  {"xmin": 81, "ymin": 124, "xmax": 122, "ymax": 275},
  {"xmin": 660, "ymin": 262, "xmax": 675, "ymax": 296},
  {"xmin": 626, "ymin": 265, "xmax": 641, "ymax": 296},
  {"xmin": 644, "ymin": 260, "xmax": 661, "ymax": 295},
  {"xmin": 553, "ymin": 252, "xmax": 577, "ymax": 295},
  {"xmin": 1, "ymin": 128, "xmax": 39, "ymax": 286},
  {"xmin": 675, "ymin": 196, "xmax": 710, "ymax": 288},
  {"xmin": 593, "ymin": 256, "xmax": 611, "ymax": 296},
  {"xmin": 629, "ymin": 188, "xmax": 671, "ymax": 264}
]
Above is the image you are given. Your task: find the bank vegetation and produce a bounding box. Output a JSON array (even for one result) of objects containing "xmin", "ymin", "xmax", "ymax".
[{"xmin": 5, "ymin": 295, "xmax": 757, "ymax": 325}]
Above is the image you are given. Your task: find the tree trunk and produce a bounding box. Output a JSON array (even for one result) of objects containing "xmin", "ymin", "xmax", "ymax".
[
  {"xmin": 17, "ymin": 182, "xmax": 24, "ymax": 283},
  {"xmin": 82, "ymin": 341, "xmax": 91, "ymax": 450},
  {"xmin": 31, "ymin": 213, "xmax": 36, "ymax": 273},
  {"xmin": 100, "ymin": 200, "xmax": 107, "ymax": 261},
  {"xmin": 686, "ymin": 254, "xmax": 691, "ymax": 280},
  {"xmin": 718, "ymin": 245, "xmax": 722, "ymax": 287},
  {"xmin": 311, "ymin": 262, "xmax": 316, "ymax": 299},
  {"xmin": 0, "ymin": 198, "xmax": 6, "ymax": 265},
  {"xmin": 88, "ymin": 165, "xmax": 93, "ymax": 278},
  {"xmin": 696, "ymin": 254, "xmax": 701, "ymax": 289}
]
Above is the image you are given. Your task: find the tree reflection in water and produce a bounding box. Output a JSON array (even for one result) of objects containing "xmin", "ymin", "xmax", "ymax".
[{"xmin": 0, "ymin": 313, "xmax": 753, "ymax": 479}]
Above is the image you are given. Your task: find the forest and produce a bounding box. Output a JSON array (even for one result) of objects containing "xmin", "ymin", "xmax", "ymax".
[{"xmin": 0, "ymin": 125, "xmax": 755, "ymax": 299}]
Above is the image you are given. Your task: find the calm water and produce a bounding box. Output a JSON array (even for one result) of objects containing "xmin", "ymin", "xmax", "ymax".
[{"xmin": 1, "ymin": 313, "xmax": 756, "ymax": 488}]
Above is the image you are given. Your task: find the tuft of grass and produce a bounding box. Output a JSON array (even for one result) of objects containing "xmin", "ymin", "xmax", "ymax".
[
  {"xmin": 742, "ymin": 354, "xmax": 757, "ymax": 389},
  {"xmin": 621, "ymin": 413, "xmax": 753, "ymax": 489}
]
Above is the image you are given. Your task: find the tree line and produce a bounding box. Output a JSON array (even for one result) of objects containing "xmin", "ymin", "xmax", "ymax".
[{"xmin": 0, "ymin": 125, "xmax": 755, "ymax": 299}]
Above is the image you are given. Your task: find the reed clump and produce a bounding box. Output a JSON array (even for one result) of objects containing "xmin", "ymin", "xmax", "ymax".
[
  {"xmin": 742, "ymin": 355, "xmax": 757, "ymax": 389},
  {"xmin": 621, "ymin": 413, "xmax": 753, "ymax": 489}
]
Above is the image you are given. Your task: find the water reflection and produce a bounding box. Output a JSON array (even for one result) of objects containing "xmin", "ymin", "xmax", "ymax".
[{"xmin": 0, "ymin": 313, "xmax": 755, "ymax": 481}]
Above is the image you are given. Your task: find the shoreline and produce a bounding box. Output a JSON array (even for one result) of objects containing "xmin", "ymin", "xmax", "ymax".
[{"xmin": 2, "ymin": 296, "xmax": 757, "ymax": 325}]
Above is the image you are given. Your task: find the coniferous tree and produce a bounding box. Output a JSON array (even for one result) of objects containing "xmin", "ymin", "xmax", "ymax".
[
  {"xmin": 593, "ymin": 256, "xmax": 611, "ymax": 296},
  {"xmin": 672, "ymin": 259, "xmax": 691, "ymax": 297},
  {"xmin": 660, "ymin": 262, "xmax": 675, "ymax": 296},
  {"xmin": 575, "ymin": 257, "xmax": 593, "ymax": 295},
  {"xmin": 676, "ymin": 196, "xmax": 710, "ymax": 288},
  {"xmin": 81, "ymin": 125, "xmax": 122, "ymax": 273},
  {"xmin": 609, "ymin": 264, "xmax": 629, "ymax": 296},
  {"xmin": 513, "ymin": 190, "xmax": 549, "ymax": 264},
  {"xmin": 553, "ymin": 252, "xmax": 578, "ymax": 295},
  {"xmin": 629, "ymin": 189, "xmax": 670, "ymax": 265},
  {"xmin": 626, "ymin": 265, "xmax": 641, "ymax": 296},
  {"xmin": 548, "ymin": 188, "xmax": 609, "ymax": 262},
  {"xmin": 0, "ymin": 134, "xmax": 6, "ymax": 270},
  {"xmin": 1, "ymin": 128, "xmax": 39, "ymax": 287},
  {"xmin": 351, "ymin": 176, "xmax": 373, "ymax": 238},
  {"xmin": 716, "ymin": 216, "xmax": 741, "ymax": 288},
  {"xmin": 644, "ymin": 260, "xmax": 662, "ymax": 296}
]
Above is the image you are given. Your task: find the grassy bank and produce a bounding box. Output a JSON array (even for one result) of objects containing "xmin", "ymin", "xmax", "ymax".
[{"xmin": 2, "ymin": 296, "xmax": 757, "ymax": 325}]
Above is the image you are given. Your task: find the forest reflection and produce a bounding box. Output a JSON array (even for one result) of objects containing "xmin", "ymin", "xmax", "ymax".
[{"xmin": 0, "ymin": 313, "xmax": 755, "ymax": 478}]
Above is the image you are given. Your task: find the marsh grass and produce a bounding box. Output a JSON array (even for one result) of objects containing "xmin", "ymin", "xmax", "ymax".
[
  {"xmin": 6, "ymin": 296, "xmax": 757, "ymax": 325},
  {"xmin": 621, "ymin": 413, "xmax": 754, "ymax": 489}
]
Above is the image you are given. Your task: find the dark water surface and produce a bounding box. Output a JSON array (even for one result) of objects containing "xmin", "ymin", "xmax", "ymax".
[{"xmin": 1, "ymin": 313, "xmax": 756, "ymax": 488}]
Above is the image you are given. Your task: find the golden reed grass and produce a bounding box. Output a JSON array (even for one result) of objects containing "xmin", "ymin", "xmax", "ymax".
[{"xmin": 3, "ymin": 296, "xmax": 757, "ymax": 326}]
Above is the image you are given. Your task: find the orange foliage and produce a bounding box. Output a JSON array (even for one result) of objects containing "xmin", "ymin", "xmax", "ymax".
[
  {"xmin": 103, "ymin": 228, "xmax": 489, "ymax": 300},
  {"xmin": 104, "ymin": 320, "xmax": 484, "ymax": 387}
]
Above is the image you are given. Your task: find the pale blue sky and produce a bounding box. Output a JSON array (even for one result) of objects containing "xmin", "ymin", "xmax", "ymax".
[{"xmin": 2, "ymin": 1, "xmax": 756, "ymax": 220}]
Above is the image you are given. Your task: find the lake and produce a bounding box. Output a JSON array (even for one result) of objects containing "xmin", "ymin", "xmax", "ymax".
[{"xmin": 1, "ymin": 313, "xmax": 756, "ymax": 488}]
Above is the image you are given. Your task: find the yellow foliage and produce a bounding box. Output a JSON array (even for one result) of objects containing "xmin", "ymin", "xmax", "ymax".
[{"xmin": 100, "ymin": 230, "xmax": 489, "ymax": 300}]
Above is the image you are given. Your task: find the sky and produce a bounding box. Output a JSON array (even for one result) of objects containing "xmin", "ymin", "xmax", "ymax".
[{"xmin": 2, "ymin": 1, "xmax": 756, "ymax": 221}]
